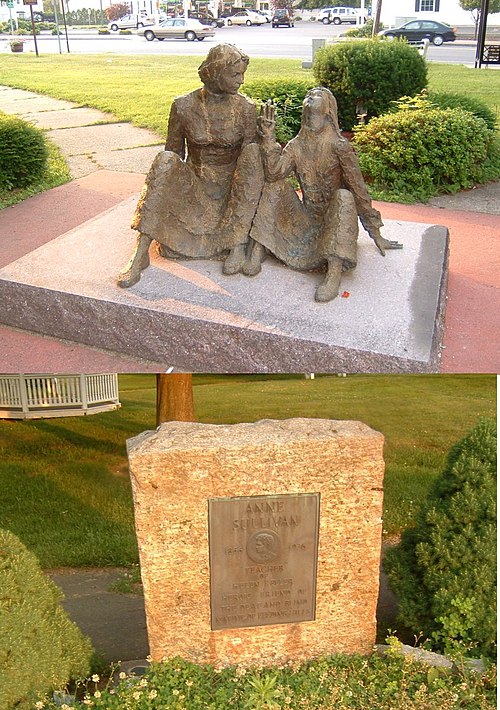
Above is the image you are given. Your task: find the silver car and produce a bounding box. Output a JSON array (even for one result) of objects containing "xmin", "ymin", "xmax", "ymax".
[
  {"xmin": 226, "ymin": 11, "xmax": 266, "ymax": 26},
  {"xmin": 138, "ymin": 18, "xmax": 216, "ymax": 41}
]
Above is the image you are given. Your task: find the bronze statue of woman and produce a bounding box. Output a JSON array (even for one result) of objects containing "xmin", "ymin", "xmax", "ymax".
[{"xmin": 118, "ymin": 44, "xmax": 264, "ymax": 288}]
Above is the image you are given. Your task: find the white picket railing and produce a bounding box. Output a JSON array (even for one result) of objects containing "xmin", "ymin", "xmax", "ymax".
[{"xmin": 0, "ymin": 374, "xmax": 120, "ymax": 419}]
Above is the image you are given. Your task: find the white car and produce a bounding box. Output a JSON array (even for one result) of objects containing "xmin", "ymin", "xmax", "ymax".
[
  {"xmin": 138, "ymin": 17, "xmax": 216, "ymax": 41},
  {"xmin": 317, "ymin": 7, "xmax": 363, "ymax": 24},
  {"xmin": 108, "ymin": 13, "xmax": 154, "ymax": 31},
  {"xmin": 257, "ymin": 9, "xmax": 273, "ymax": 22},
  {"xmin": 226, "ymin": 10, "xmax": 266, "ymax": 25}
]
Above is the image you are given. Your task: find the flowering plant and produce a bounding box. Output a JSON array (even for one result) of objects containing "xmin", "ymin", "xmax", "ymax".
[{"xmin": 8, "ymin": 37, "xmax": 27, "ymax": 46}]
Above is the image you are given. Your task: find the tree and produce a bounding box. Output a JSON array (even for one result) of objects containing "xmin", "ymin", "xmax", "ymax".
[
  {"xmin": 384, "ymin": 419, "xmax": 497, "ymax": 659},
  {"xmin": 272, "ymin": 0, "xmax": 294, "ymax": 10},
  {"xmin": 105, "ymin": 3, "xmax": 130, "ymax": 20},
  {"xmin": 459, "ymin": 0, "xmax": 500, "ymax": 37},
  {"xmin": 156, "ymin": 374, "xmax": 195, "ymax": 426}
]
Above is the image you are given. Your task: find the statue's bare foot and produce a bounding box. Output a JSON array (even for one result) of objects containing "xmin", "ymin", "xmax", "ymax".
[
  {"xmin": 243, "ymin": 242, "xmax": 266, "ymax": 277},
  {"xmin": 223, "ymin": 244, "xmax": 246, "ymax": 275},
  {"xmin": 315, "ymin": 259, "xmax": 342, "ymax": 303}
]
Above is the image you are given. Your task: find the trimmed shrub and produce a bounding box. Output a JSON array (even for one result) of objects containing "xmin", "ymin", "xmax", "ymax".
[
  {"xmin": 243, "ymin": 78, "xmax": 314, "ymax": 143},
  {"xmin": 353, "ymin": 106, "xmax": 493, "ymax": 202},
  {"xmin": 427, "ymin": 91, "xmax": 497, "ymax": 131},
  {"xmin": 384, "ymin": 419, "xmax": 497, "ymax": 660},
  {"xmin": 0, "ymin": 528, "xmax": 93, "ymax": 710},
  {"xmin": 0, "ymin": 113, "xmax": 49, "ymax": 191},
  {"xmin": 313, "ymin": 39, "xmax": 427, "ymax": 130},
  {"xmin": 345, "ymin": 18, "xmax": 384, "ymax": 38}
]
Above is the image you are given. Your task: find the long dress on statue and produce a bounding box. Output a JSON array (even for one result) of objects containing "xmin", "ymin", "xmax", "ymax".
[
  {"xmin": 131, "ymin": 87, "xmax": 264, "ymax": 259},
  {"xmin": 249, "ymin": 129, "xmax": 383, "ymax": 272}
]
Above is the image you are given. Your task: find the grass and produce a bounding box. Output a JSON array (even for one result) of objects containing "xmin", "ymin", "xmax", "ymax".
[
  {"xmin": 0, "ymin": 55, "xmax": 309, "ymax": 136},
  {"xmin": 0, "ymin": 55, "xmax": 498, "ymax": 136},
  {"xmin": 0, "ymin": 55, "xmax": 498, "ymax": 206},
  {"xmin": 0, "ymin": 374, "xmax": 495, "ymax": 569}
]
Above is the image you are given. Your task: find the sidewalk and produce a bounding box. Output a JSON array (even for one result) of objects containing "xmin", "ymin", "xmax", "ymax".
[
  {"xmin": 48, "ymin": 556, "xmax": 398, "ymax": 664},
  {"xmin": 0, "ymin": 85, "xmax": 498, "ymax": 372}
]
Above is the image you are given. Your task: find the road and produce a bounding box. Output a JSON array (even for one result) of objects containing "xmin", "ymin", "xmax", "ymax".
[{"xmin": 12, "ymin": 22, "xmax": 482, "ymax": 65}]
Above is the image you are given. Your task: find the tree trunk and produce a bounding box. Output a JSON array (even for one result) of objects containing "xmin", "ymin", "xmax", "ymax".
[
  {"xmin": 156, "ymin": 374, "xmax": 195, "ymax": 426},
  {"xmin": 372, "ymin": 0, "xmax": 382, "ymax": 36}
]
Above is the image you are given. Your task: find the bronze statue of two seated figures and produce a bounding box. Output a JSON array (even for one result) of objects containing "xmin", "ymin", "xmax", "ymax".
[{"xmin": 118, "ymin": 43, "xmax": 402, "ymax": 303}]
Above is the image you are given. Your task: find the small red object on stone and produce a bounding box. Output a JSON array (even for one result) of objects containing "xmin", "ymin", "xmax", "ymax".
[{"xmin": 341, "ymin": 291, "xmax": 350, "ymax": 298}]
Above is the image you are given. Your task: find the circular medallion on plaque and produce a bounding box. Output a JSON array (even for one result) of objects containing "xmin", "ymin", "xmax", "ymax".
[{"xmin": 246, "ymin": 529, "xmax": 281, "ymax": 563}]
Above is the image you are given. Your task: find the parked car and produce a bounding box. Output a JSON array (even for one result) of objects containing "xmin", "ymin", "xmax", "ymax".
[
  {"xmin": 317, "ymin": 7, "xmax": 360, "ymax": 24},
  {"xmin": 225, "ymin": 10, "xmax": 266, "ymax": 25},
  {"xmin": 138, "ymin": 17, "xmax": 216, "ymax": 41},
  {"xmin": 272, "ymin": 8, "xmax": 294, "ymax": 27},
  {"xmin": 379, "ymin": 20, "xmax": 456, "ymax": 45},
  {"xmin": 188, "ymin": 11, "xmax": 225, "ymax": 28},
  {"xmin": 257, "ymin": 9, "xmax": 273, "ymax": 22},
  {"xmin": 108, "ymin": 13, "xmax": 154, "ymax": 30}
]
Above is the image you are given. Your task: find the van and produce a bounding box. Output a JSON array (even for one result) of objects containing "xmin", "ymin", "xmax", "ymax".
[{"xmin": 317, "ymin": 7, "xmax": 361, "ymax": 25}]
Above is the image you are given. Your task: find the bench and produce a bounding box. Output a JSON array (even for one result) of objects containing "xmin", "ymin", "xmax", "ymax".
[{"xmin": 483, "ymin": 44, "xmax": 500, "ymax": 64}]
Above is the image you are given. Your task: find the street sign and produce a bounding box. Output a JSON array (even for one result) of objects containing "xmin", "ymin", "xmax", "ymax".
[
  {"xmin": 23, "ymin": 0, "xmax": 38, "ymax": 5},
  {"xmin": 7, "ymin": 2, "xmax": 14, "ymax": 7}
]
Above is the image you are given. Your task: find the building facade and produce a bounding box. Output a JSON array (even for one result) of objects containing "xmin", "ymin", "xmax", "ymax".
[{"xmin": 378, "ymin": 0, "xmax": 499, "ymax": 26}]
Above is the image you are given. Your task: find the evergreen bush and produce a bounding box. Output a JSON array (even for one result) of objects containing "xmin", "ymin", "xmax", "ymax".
[
  {"xmin": 384, "ymin": 419, "xmax": 497, "ymax": 660},
  {"xmin": 0, "ymin": 113, "xmax": 49, "ymax": 191},
  {"xmin": 0, "ymin": 528, "xmax": 93, "ymax": 710},
  {"xmin": 312, "ymin": 39, "xmax": 427, "ymax": 130},
  {"xmin": 243, "ymin": 78, "xmax": 314, "ymax": 143},
  {"xmin": 427, "ymin": 91, "xmax": 497, "ymax": 131},
  {"xmin": 353, "ymin": 105, "xmax": 493, "ymax": 202}
]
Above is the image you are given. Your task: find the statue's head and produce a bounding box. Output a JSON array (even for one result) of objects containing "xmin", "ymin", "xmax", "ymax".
[
  {"xmin": 198, "ymin": 44, "xmax": 250, "ymax": 95},
  {"xmin": 302, "ymin": 87, "xmax": 340, "ymax": 132}
]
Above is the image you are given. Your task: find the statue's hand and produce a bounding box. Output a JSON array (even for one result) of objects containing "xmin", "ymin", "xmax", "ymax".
[
  {"xmin": 258, "ymin": 101, "xmax": 276, "ymax": 141},
  {"xmin": 370, "ymin": 230, "xmax": 403, "ymax": 256}
]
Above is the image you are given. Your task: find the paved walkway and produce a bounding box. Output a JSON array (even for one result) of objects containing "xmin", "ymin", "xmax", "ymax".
[
  {"xmin": 48, "ymin": 558, "xmax": 398, "ymax": 664},
  {"xmin": 0, "ymin": 85, "xmax": 499, "ymax": 372}
]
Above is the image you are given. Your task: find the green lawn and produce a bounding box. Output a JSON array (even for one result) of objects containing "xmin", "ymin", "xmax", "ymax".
[
  {"xmin": 0, "ymin": 55, "xmax": 498, "ymax": 136},
  {"xmin": 0, "ymin": 374, "xmax": 495, "ymax": 568}
]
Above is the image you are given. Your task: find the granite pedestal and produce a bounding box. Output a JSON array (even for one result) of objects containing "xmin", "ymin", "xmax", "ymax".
[
  {"xmin": 127, "ymin": 418, "xmax": 385, "ymax": 665},
  {"xmin": 0, "ymin": 196, "xmax": 449, "ymax": 372}
]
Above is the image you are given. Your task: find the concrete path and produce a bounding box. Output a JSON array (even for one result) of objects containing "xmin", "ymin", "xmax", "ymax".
[
  {"xmin": 48, "ymin": 560, "xmax": 398, "ymax": 664},
  {"xmin": 0, "ymin": 85, "xmax": 499, "ymax": 372}
]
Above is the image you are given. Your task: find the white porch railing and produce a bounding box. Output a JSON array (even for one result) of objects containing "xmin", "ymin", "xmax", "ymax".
[{"xmin": 0, "ymin": 374, "xmax": 120, "ymax": 419}]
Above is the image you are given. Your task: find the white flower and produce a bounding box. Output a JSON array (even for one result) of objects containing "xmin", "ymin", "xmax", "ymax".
[
  {"xmin": 149, "ymin": 689, "xmax": 158, "ymax": 699},
  {"xmin": 132, "ymin": 691, "xmax": 141, "ymax": 700},
  {"xmin": 94, "ymin": 691, "xmax": 101, "ymax": 699},
  {"xmin": 35, "ymin": 703, "xmax": 44, "ymax": 709},
  {"xmin": 119, "ymin": 671, "xmax": 127, "ymax": 680},
  {"xmin": 139, "ymin": 678, "xmax": 148, "ymax": 687},
  {"xmin": 91, "ymin": 674, "xmax": 100, "ymax": 683},
  {"xmin": 172, "ymin": 689, "xmax": 180, "ymax": 696}
]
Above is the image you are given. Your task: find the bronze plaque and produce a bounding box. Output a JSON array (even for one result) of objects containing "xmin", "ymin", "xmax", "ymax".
[{"xmin": 209, "ymin": 493, "xmax": 320, "ymax": 630}]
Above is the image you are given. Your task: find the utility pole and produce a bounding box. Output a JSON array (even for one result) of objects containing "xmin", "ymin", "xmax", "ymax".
[
  {"xmin": 371, "ymin": 0, "xmax": 382, "ymax": 36},
  {"xmin": 156, "ymin": 374, "xmax": 195, "ymax": 426}
]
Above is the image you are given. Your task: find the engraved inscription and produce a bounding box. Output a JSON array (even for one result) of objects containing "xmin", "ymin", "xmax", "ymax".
[{"xmin": 209, "ymin": 493, "xmax": 320, "ymax": 630}]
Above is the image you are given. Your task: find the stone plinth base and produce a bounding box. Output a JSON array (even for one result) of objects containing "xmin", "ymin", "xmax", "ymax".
[
  {"xmin": 0, "ymin": 196, "xmax": 448, "ymax": 372},
  {"xmin": 127, "ymin": 418, "xmax": 385, "ymax": 666}
]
